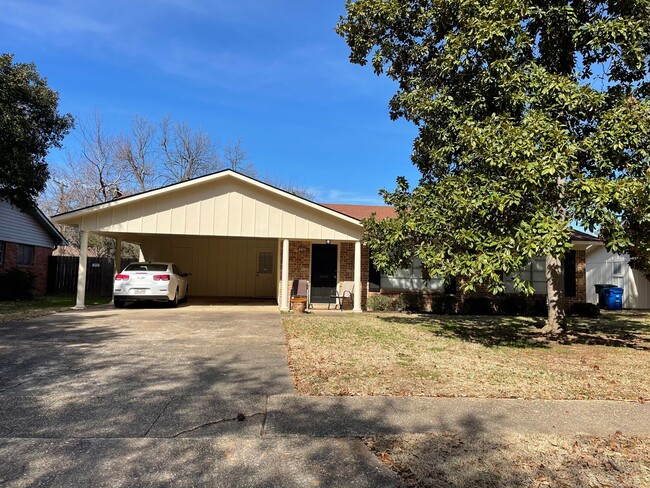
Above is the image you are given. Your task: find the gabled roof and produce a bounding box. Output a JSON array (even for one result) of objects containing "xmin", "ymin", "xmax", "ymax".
[
  {"xmin": 322, "ymin": 203, "xmax": 601, "ymax": 242},
  {"xmin": 32, "ymin": 205, "xmax": 68, "ymax": 245},
  {"xmin": 319, "ymin": 204, "xmax": 396, "ymax": 221},
  {"xmin": 0, "ymin": 199, "xmax": 67, "ymax": 246},
  {"xmin": 52, "ymin": 169, "xmax": 361, "ymax": 227},
  {"xmin": 51, "ymin": 169, "xmax": 363, "ymax": 241},
  {"xmin": 570, "ymin": 229, "xmax": 600, "ymax": 242}
]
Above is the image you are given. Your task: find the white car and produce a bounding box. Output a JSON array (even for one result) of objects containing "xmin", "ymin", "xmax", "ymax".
[{"xmin": 113, "ymin": 262, "xmax": 189, "ymax": 308}]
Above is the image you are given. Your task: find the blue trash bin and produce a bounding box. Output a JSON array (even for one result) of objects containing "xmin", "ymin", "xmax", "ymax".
[{"xmin": 603, "ymin": 287, "xmax": 623, "ymax": 311}]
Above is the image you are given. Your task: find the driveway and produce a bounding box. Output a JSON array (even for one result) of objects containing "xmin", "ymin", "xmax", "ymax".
[{"xmin": 0, "ymin": 303, "xmax": 396, "ymax": 487}]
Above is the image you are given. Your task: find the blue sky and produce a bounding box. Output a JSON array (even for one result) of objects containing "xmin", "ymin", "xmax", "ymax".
[{"xmin": 1, "ymin": 0, "xmax": 421, "ymax": 204}]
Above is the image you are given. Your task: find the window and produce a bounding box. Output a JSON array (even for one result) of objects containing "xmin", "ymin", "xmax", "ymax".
[
  {"xmin": 612, "ymin": 261, "xmax": 624, "ymax": 277},
  {"xmin": 505, "ymin": 257, "xmax": 547, "ymax": 294},
  {"xmin": 257, "ymin": 251, "xmax": 273, "ymax": 275},
  {"xmin": 0, "ymin": 241, "xmax": 5, "ymax": 264},
  {"xmin": 16, "ymin": 244, "xmax": 34, "ymax": 265},
  {"xmin": 380, "ymin": 258, "xmax": 445, "ymax": 292}
]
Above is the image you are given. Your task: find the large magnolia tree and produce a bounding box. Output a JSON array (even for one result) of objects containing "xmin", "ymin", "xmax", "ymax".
[{"xmin": 337, "ymin": 0, "xmax": 650, "ymax": 332}]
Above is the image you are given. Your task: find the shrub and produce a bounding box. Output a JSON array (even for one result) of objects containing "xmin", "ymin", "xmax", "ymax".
[
  {"xmin": 430, "ymin": 295, "xmax": 459, "ymax": 315},
  {"xmin": 459, "ymin": 296, "xmax": 494, "ymax": 315},
  {"xmin": 528, "ymin": 298, "xmax": 548, "ymax": 317},
  {"xmin": 0, "ymin": 268, "xmax": 36, "ymax": 299},
  {"xmin": 498, "ymin": 295, "xmax": 529, "ymax": 316},
  {"xmin": 568, "ymin": 302, "xmax": 600, "ymax": 317},
  {"xmin": 396, "ymin": 293, "xmax": 422, "ymax": 312},
  {"xmin": 367, "ymin": 294, "xmax": 394, "ymax": 311}
]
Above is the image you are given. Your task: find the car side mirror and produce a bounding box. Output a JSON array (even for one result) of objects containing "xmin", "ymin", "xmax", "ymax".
[{"xmin": 182, "ymin": 272, "xmax": 190, "ymax": 277}]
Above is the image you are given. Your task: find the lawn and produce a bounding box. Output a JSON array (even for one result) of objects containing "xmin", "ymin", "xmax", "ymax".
[
  {"xmin": 283, "ymin": 311, "xmax": 650, "ymax": 401},
  {"xmin": 365, "ymin": 432, "xmax": 650, "ymax": 487},
  {"xmin": 0, "ymin": 295, "xmax": 112, "ymax": 323}
]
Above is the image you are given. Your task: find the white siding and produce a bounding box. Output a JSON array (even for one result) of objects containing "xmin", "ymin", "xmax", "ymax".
[
  {"xmin": 586, "ymin": 246, "xmax": 650, "ymax": 309},
  {"xmin": 0, "ymin": 201, "xmax": 57, "ymax": 248}
]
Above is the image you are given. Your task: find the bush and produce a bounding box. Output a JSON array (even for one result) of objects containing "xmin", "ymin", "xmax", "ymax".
[
  {"xmin": 528, "ymin": 297, "xmax": 548, "ymax": 317},
  {"xmin": 459, "ymin": 296, "xmax": 494, "ymax": 315},
  {"xmin": 498, "ymin": 295, "xmax": 529, "ymax": 316},
  {"xmin": 396, "ymin": 293, "xmax": 422, "ymax": 312},
  {"xmin": 568, "ymin": 302, "xmax": 600, "ymax": 317},
  {"xmin": 430, "ymin": 295, "xmax": 459, "ymax": 315},
  {"xmin": 367, "ymin": 294, "xmax": 394, "ymax": 311},
  {"xmin": 0, "ymin": 268, "xmax": 36, "ymax": 299}
]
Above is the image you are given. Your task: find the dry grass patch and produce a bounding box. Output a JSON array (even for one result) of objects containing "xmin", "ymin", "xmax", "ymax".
[
  {"xmin": 0, "ymin": 295, "xmax": 111, "ymax": 323},
  {"xmin": 283, "ymin": 312, "xmax": 650, "ymax": 400},
  {"xmin": 365, "ymin": 432, "xmax": 650, "ymax": 487}
]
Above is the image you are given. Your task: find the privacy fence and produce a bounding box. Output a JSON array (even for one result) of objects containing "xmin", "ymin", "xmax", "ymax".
[{"xmin": 47, "ymin": 256, "xmax": 137, "ymax": 296}]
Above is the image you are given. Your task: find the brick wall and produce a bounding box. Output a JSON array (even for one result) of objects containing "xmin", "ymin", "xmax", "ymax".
[
  {"xmin": 280, "ymin": 240, "xmax": 368, "ymax": 309},
  {"xmin": 337, "ymin": 242, "xmax": 369, "ymax": 309},
  {"xmin": 565, "ymin": 250, "xmax": 587, "ymax": 307},
  {"xmin": 0, "ymin": 241, "xmax": 52, "ymax": 294},
  {"xmin": 369, "ymin": 251, "xmax": 589, "ymax": 311}
]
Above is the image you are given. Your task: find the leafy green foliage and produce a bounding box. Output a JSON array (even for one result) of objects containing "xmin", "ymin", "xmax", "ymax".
[
  {"xmin": 337, "ymin": 0, "xmax": 650, "ymax": 298},
  {"xmin": 367, "ymin": 294, "xmax": 396, "ymax": 311},
  {"xmin": 0, "ymin": 268, "xmax": 36, "ymax": 299},
  {"xmin": 0, "ymin": 54, "xmax": 74, "ymax": 210}
]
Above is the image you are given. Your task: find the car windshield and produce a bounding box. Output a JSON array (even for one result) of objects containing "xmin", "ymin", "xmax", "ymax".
[{"xmin": 124, "ymin": 263, "xmax": 168, "ymax": 272}]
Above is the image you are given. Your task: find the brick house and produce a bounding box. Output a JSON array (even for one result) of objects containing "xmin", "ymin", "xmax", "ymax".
[
  {"xmin": 51, "ymin": 170, "xmax": 600, "ymax": 310},
  {"xmin": 0, "ymin": 200, "xmax": 67, "ymax": 294}
]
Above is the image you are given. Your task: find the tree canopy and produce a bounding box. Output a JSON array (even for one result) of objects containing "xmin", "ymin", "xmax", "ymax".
[
  {"xmin": 337, "ymin": 0, "xmax": 650, "ymax": 329},
  {"xmin": 0, "ymin": 53, "xmax": 73, "ymax": 210}
]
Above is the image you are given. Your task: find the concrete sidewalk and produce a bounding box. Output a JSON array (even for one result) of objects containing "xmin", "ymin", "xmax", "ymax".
[
  {"xmin": 266, "ymin": 395, "xmax": 650, "ymax": 438},
  {"xmin": 1, "ymin": 393, "xmax": 647, "ymax": 439}
]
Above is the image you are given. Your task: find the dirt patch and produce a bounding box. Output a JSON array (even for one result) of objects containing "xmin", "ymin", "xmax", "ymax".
[
  {"xmin": 364, "ymin": 432, "xmax": 650, "ymax": 487},
  {"xmin": 284, "ymin": 313, "xmax": 650, "ymax": 400}
]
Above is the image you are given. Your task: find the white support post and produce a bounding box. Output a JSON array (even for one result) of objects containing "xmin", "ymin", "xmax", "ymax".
[
  {"xmin": 112, "ymin": 238, "xmax": 122, "ymax": 305},
  {"xmin": 74, "ymin": 230, "xmax": 89, "ymax": 310},
  {"xmin": 280, "ymin": 239, "xmax": 290, "ymax": 311},
  {"xmin": 353, "ymin": 240, "xmax": 362, "ymax": 312},
  {"xmin": 114, "ymin": 238, "xmax": 122, "ymax": 275}
]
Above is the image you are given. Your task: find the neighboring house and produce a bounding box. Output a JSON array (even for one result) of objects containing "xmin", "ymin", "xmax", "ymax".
[
  {"xmin": 0, "ymin": 200, "xmax": 67, "ymax": 294},
  {"xmin": 51, "ymin": 170, "xmax": 641, "ymax": 309},
  {"xmin": 586, "ymin": 247, "xmax": 650, "ymax": 309}
]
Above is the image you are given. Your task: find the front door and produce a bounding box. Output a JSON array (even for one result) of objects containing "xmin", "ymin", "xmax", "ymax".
[
  {"xmin": 255, "ymin": 250, "xmax": 275, "ymax": 298},
  {"xmin": 310, "ymin": 244, "xmax": 338, "ymax": 304}
]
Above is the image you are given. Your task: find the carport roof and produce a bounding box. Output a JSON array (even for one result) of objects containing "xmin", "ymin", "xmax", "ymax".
[{"xmin": 51, "ymin": 170, "xmax": 364, "ymax": 240}]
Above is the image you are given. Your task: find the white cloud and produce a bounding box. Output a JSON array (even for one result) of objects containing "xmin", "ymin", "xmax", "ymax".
[{"xmin": 1, "ymin": 0, "xmax": 114, "ymax": 36}]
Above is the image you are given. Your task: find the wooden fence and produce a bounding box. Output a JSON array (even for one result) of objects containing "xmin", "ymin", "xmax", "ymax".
[{"xmin": 47, "ymin": 256, "xmax": 137, "ymax": 296}]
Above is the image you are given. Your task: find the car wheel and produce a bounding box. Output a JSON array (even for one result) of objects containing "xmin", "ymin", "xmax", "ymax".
[
  {"xmin": 169, "ymin": 288, "xmax": 179, "ymax": 308},
  {"xmin": 114, "ymin": 299, "xmax": 125, "ymax": 309}
]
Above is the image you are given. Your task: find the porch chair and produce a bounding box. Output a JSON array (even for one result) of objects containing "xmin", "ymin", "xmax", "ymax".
[
  {"xmin": 290, "ymin": 279, "xmax": 310, "ymax": 309},
  {"xmin": 329, "ymin": 281, "xmax": 354, "ymax": 311}
]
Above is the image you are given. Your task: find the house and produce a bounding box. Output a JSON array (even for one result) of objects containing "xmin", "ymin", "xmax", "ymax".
[
  {"xmin": 586, "ymin": 247, "xmax": 650, "ymax": 309},
  {"xmin": 0, "ymin": 199, "xmax": 67, "ymax": 294},
  {"xmin": 51, "ymin": 170, "xmax": 637, "ymax": 310}
]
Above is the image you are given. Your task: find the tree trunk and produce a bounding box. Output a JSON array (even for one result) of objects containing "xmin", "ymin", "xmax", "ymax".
[{"xmin": 542, "ymin": 255, "xmax": 566, "ymax": 334}]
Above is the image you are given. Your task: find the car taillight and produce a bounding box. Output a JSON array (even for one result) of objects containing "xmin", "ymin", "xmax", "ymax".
[
  {"xmin": 115, "ymin": 274, "xmax": 129, "ymax": 280},
  {"xmin": 153, "ymin": 274, "xmax": 171, "ymax": 281}
]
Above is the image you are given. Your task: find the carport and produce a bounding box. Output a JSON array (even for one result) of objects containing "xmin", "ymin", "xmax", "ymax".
[{"xmin": 51, "ymin": 170, "xmax": 365, "ymax": 312}]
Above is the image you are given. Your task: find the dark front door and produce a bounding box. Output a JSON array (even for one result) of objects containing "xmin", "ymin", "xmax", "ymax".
[{"xmin": 310, "ymin": 244, "xmax": 338, "ymax": 304}]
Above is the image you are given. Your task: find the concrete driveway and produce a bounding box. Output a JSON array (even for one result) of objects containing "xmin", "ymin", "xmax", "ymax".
[{"xmin": 0, "ymin": 303, "xmax": 396, "ymax": 487}]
